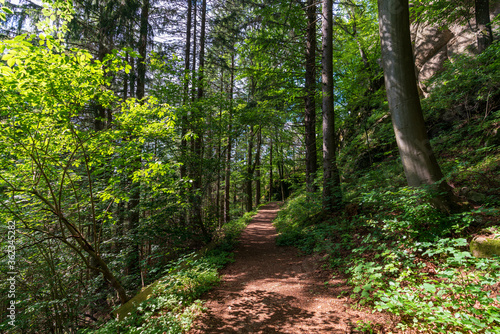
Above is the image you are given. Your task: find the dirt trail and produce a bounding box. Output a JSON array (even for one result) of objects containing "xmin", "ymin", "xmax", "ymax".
[{"xmin": 189, "ymin": 202, "xmax": 390, "ymax": 334}]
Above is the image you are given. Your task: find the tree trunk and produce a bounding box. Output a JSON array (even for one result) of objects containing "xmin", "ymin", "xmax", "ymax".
[
  {"xmin": 217, "ymin": 68, "xmax": 224, "ymax": 227},
  {"xmin": 305, "ymin": 0, "xmax": 318, "ymax": 193},
  {"xmin": 192, "ymin": 0, "xmax": 209, "ymax": 240},
  {"xmin": 129, "ymin": 56, "xmax": 135, "ymax": 98},
  {"xmin": 255, "ymin": 128, "xmax": 262, "ymax": 206},
  {"xmin": 191, "ymin": 0, "xmax": 197, "ymax": 101},
  {"xmin": 197, "ymin": 0, "xmax": 207, "ymax": 101},
  {"xmin": 475, "ymin": 0, "xmax": 493, "ymax": 53},
  {"xmin": 181, "ymin": 0, "xmax": 192, "ymax": 180},
  {"xmin": 136, "ymin": 0, "xmax": 149, "ymax": 101},
  {"xmin": 269, "ymin": 138, "xmax": 273, "ymax": 202},
  {"xmin": 47, "ymin": 208, "xmax": 130, "ymax": 304},
  {"xmin": 322, "ymin": 0, "xmax": 342, "ymax": 211},
  {"xmin": 224, "ymin": 54, "xmax": 235, "ymax": 224},
  {"xmin": 246, "ymin": 126, "xmax": 254, "ymax": 212},
  {"xmin": 127, "ymin": 0, "xmax": 149, "ymax": 289},
  {"xmin": 278, "ymin": 156, "xmax": 285, "ymax": 201},
  {"xmin": 378, "ymin": 0, "xmax": 456, "ymax": 211},
  {"xmin": 123, "ymin": 52, "xmax": 129, "ymax": 100}
]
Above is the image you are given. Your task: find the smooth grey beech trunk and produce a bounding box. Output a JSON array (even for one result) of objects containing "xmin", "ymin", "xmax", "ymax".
[{"xmin": 378, "ymin": 0, "xmax": 456, "ymax": 210}]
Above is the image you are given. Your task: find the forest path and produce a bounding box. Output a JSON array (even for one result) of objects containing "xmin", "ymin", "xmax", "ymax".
[{"xmin": 189, "ymin": 202, "xmax": 390, "ymax": 334}]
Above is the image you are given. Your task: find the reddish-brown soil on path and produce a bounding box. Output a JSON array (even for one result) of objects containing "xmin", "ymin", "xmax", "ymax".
[{"xmin": 189, "ymin": 202, "xmax": 393, "ymax": 334}]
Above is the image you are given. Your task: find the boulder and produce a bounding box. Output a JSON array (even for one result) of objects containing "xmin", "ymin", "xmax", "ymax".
[{"xmin": 470, "ymin": 235, "xmax": 500, "ymax": 258}]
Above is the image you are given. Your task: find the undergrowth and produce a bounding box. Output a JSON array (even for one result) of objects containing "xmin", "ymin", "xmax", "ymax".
[
  {"xmin": 274, "ymin": 43, "xmax": 500, "ymax": 333},
  {"xmin": 83, "ymin": 209, "xmax": 258, "ymax": 334},
  {"xmin": 274, "ymin": 187, "xmax": 500, "ymax": 333}
]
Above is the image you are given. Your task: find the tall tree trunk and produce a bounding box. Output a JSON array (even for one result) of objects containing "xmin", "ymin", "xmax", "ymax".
[
  {"xmin": 269, "ymin": 138, "xmax": 273, "ymax": 202},
  {"xmin": 129, "ymin": 56, "xmax": 135, "ymax": 98},
  {"xmin": 217, "ymin": 67, "xmax": 224, "ymax": 227},
  {"xmin": 246, "ymin": 126, "xmax": 254, "ymax": 212},
  {"xmin": 192, "ymin": 0, "xmax": 209, "ymax": 240},
  {"xmin": 127, "ymin": 0, "xmax": 149, "ymax": 289},
  {"xmin": 475, "ymin": 0, "xmax": 493, "ymax": 53},
  {"xmin": 278, "ymin": 154, "xmax": 285, "ymax": 201},
  {"xmin": 255, "ymin": 128, "xmax": 262, "ymax": 206},
  {"xmin": 322, "ymin": 0, "xmax": 342, "ymax": 211},
  {"xmin": 94, "ymin": 33, "xmax": 107, "ymax": 131},
  {"xmin": 181, "ymin": 0, "xmax": 192, "ymax": 180},
  {"xmin": 123, "ymin": 52, "xmax": 129, "ymax": 100},
  {"xmin": 197, "ymin": 0, "xmax": 207, "ymax": 101},
  {"xmin": 305, "ymin": 0, "xmax": 318, "ymax": 192},
  {"xmin": 378, "ymin": 0, "xmax": 456, "ymax": 212},
  {"xmin": 136, "ymin": 0, "xmax": 149, "ymax": 101},
  {"xmin": 191, "ymin": 0, "xmax": 197, "ymax": 101},
  {"xmin": 224, "ymin": 54, "xmax": 235, "ymax": 224}
]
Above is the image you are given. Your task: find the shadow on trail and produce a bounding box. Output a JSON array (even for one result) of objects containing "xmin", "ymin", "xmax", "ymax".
[
  {"xmin": 190, "ymin": 202, "xmax": 385, "ymax": 333},
  {"xmin": 197, "ymin": 290, "xmax": 342, "ymax": 334}
]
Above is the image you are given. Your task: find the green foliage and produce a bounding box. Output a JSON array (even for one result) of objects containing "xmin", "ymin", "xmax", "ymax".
[
  {"xmin": 275, "ymin": 184, "xmax": 499, "ymax": 332},
  {"xmin": 0, "ymin": 26, "xmax": 181, "ymax": 333},
  {"xmin": 89, "ymin": 207, "xmax": 257, "ymax": 333},
  {"xmin": 274, "ymin": 193, "xmax": 322, "ymax": 252},
  {"xmin": 86, "ymin": 254, "xmax": 220, "ymax": 334},
  {"xmin": 375, "ymin": 239, "xmax": 500, "ymax": 333},
  {"xmin": 411, "ymin": 0, "xmax": 475, "ymax": 26},
  {"xmin": 424, "ymin": 40, "xmax": 500, "ymax": 120}
]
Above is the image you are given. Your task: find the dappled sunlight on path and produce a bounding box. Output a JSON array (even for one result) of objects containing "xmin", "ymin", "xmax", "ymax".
[{"xmin": 189, "ymin": 202, "xmax": 391, "ymax": 334}]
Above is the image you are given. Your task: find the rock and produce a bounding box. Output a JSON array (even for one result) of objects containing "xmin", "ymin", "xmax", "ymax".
[
  {"xmin": 412, "ymin": 25, "xmax": 454, "ymax": 72},
  {"xmin": 418, "ymin": 44, "xmax": 449, "ymax": 96},
  {"xmin": 410, "ymin": 4, "xmax": 500, "ymax": 96},
  {"xmin": 470, "ymin": 236, "xmax": 500, "ymax": 258}
]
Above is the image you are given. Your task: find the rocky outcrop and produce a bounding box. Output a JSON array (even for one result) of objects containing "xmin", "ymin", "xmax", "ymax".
[{"xmin": 411, "ymin": 3, "xmax": 500, "ymax": 96}]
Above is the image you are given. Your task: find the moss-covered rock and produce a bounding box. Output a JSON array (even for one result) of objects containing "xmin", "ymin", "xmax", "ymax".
[{"xmin": 470, "ymin": 236, "xmax": 500, "ymax": 258}]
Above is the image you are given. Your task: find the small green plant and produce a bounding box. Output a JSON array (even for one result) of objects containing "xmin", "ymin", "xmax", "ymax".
[
  {"xmin": 374, "ymin": 239, "xmax": 500, "ymax": 333},
  {"xmin": 354, "ymin": 320, "xmax": 375, "ymax": 333}
]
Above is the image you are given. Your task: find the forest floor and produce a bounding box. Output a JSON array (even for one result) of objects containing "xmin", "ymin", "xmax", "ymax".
[{"xmin": 189, "ymin": 202, "xmax": 394, "ymax": 334}]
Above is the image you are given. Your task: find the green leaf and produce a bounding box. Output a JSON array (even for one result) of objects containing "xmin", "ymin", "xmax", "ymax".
[
  {"xmin": 7, "ymin": 57, "xmax": 15, "ymax": 67},
  {"xmin": 422, "ymin": 283, "xmax": 436, "ymax": 294}
]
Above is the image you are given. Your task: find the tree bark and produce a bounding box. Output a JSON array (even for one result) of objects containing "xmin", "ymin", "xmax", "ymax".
[
  {"xmin": 217, "ymin": 68, "xmax": 224, "ymax": 227},
  {"xmin": 475, "ymin": 0, "xmax": 493, "ymax": 53},
  {"xmin": 305, "ymin": 0, "xmax": 318, "ymax": 193},
  {"xmin": 255, "ymin": 128, "xmax": 262, "ymax": 206},
  {"xmin": 224, "ymin": 54, "xmax": 235, "ymax": 224},
  {"xmin": 191, "ymin": 0, "xmax": 197, "ymax": 102},
  {"xmin": 192, "ymin": 0, "xmax": 209, "ymax": 240},
  {"xmin": 378, "ymin": 0, "xmax": 456, "ymax": 211},
  {"xmin": 181, "ymin": 0, "xmax": 192, "ymax": 180},
  {"xmin": 269, "ymin": 138, "xmax": 273, "ymax": 202},
  {"xmin": 322, "ymin": 0, "xmax": 342, "ymax": 211},
  {"xmin": 136, "ymin": 0, "xmax": 149, "ymax": 101},
  {"xmin": 127, "ymin": 0, "xmax": 149, "ymax": 289},
  {"xmin": 246, "ymin": 126, "xmax": 254, "ymax": 212}
]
